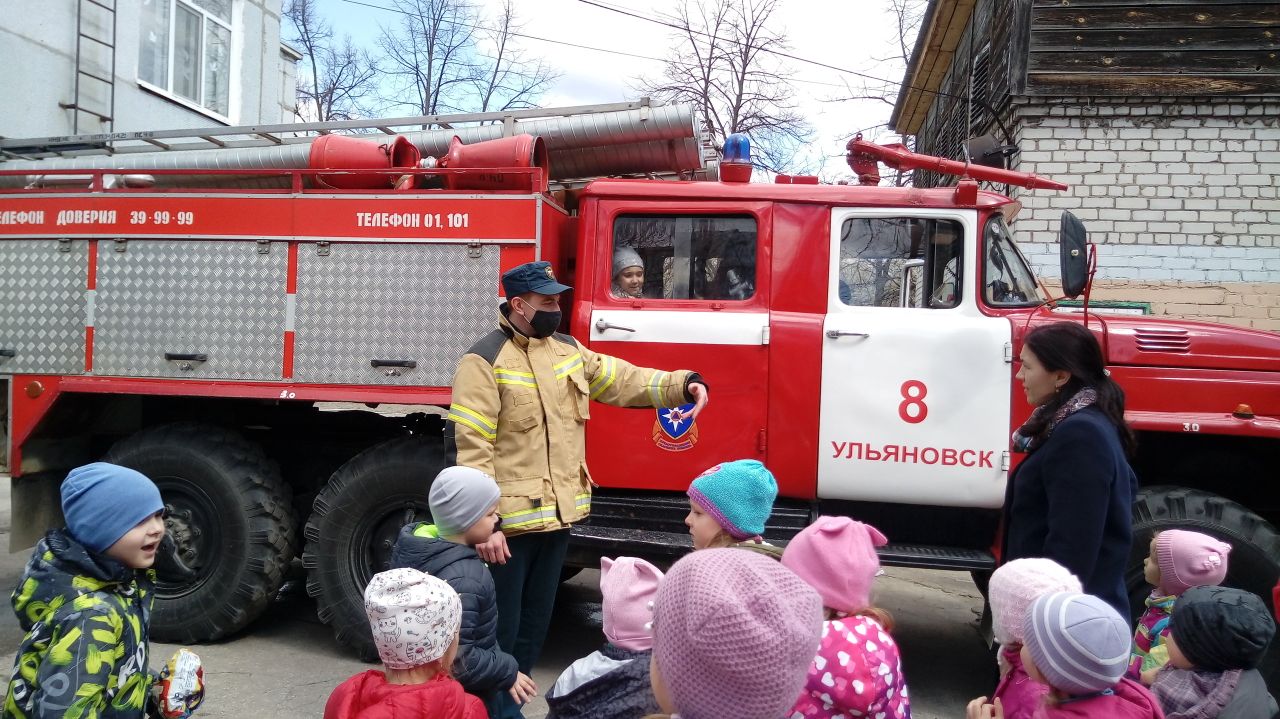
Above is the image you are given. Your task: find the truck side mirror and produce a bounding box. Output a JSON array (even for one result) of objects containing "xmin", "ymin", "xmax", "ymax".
[{"xmin": 1059, "ymin": 211, "xmax": 1088, "ymax": 299}]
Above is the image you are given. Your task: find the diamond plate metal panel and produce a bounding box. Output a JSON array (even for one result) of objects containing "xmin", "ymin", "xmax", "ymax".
[
  {"xmin": 0, "ymin": 240, "xmax": 87, "ymax": 375},
  {"xmin": 94, "ymin": 241, "xmax": 285, "ymax": 379},
  {"xmin": 294, "ymin": 243, "xmax": 499, "ymax": 386}
]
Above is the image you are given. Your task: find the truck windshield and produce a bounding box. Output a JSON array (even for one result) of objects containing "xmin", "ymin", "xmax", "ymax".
[{"xmin": 984, "ymin": 216, "xmax": 1043, "ymax": 307}]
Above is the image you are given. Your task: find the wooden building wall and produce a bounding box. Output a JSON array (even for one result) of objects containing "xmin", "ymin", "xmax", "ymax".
[
  {"xmin": 910, "ymin": 0, "xmax": 1280, "ymax": 187},
  {"xmin": 1021, "ymin": 0, "xmax": 1280, "ymax": 97},
  {"xmin": 914, "ymin": 0, "xmax": 1022, "ymax": 187}
]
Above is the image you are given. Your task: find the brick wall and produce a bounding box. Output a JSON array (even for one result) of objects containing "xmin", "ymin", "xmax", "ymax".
[{"xmin": 1005, "ymin": 97, "xmax": 1280, "ymax": 330}]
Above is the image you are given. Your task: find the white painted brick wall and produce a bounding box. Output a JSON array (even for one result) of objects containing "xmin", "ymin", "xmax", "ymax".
[
  {"xmin": 1006, "ymin": 97, "xmax": 1280, "ymax": 283},
  {"xmin": 1016, "ymin": 243, "xmax": 1280, "ymax": 284}
]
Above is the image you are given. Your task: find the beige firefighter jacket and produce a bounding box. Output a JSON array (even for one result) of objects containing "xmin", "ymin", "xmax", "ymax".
[{"xmin": 446, "ymin": 308, "xmax": 698, "ymax": 536}]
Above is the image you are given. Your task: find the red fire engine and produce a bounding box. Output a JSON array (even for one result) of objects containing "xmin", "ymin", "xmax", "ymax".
[{"xmin": 1, "ymin": 102, "xmax": 1276, "ymax": 679}]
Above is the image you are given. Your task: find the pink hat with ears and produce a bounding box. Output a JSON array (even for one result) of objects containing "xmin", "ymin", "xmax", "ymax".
[
  {"xmin": 1156, "ymin": 529, "xmax": 1231, "ymax": 596},
  {"xmin": 600, "ymin": 556, "xmax": 664, "ymax": 652},
  {"xmin": 782, "ymin": 516, "xmax": 888, "ymax": 614}
]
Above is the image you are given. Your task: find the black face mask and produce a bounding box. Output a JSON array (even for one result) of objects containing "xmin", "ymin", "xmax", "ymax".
[{"xmin": 516, "ymin": 303, "xmax": 561, "ymax": 339}]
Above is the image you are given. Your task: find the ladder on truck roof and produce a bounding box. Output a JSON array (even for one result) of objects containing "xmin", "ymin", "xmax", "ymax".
[
  {"xmin": 1, "ymin": 99, "xmax": 674, "ymax": 160},
  {"xmin": 0, "ymin": 99, "xmax": 717, "ymax": 187}
]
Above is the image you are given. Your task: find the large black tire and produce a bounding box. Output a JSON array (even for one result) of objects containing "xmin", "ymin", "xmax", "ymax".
[
  {"xmin": 105, "ymin": 423, "xmax": 297, "ymax": 642},
  {"xmin": 303, "ymin": 436, "xmax": 445, "ymax": 660},
  {"xmin": 1129, "ymin": 486, "xmax": 1280, "ymax": 689}
]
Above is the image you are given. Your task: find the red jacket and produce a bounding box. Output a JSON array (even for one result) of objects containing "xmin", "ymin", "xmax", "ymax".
[
  {"xmin": 324, "ymin": 670, "xmax": 487, "ymax": 719},
  {"xmin": 1272, "ymin": 579, "xmax": 1279, "ymax": 622}
]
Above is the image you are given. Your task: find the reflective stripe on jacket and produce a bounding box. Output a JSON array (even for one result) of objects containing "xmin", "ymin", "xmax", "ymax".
[{"xmin": 446, "ymin": 308, "xmax": 696, "ymax": 536}]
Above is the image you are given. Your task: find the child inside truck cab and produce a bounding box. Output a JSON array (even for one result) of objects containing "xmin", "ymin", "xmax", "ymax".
[{"xmin": 683, "ymin": 460, "xmax": 779, "ymax": 556}]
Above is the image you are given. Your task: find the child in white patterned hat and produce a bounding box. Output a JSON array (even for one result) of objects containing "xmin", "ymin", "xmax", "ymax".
[{"xmin": 323, "ymin": 568, "xmax": 486, "ymax": 719}]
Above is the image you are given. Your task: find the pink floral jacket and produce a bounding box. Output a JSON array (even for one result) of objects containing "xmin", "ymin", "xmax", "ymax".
[{"xmin": 789, "ymin": 614, "xmax": 910, "ymax": 719}]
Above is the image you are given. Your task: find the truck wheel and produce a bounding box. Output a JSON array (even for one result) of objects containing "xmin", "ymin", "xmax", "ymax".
[
  {"xmin": 1128, "ymin": 486, "xmax": 1280, "ymax": 686},
  {"xmin": 105, "ymin": 423, "xmax": 297, "ymax": 642},
  {"xmin": 303, "ymin": 436, "xmax": 444, "ymax": 660}
]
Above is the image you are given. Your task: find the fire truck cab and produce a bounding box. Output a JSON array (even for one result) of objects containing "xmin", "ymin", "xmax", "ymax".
[{"xmin": 1, "ymin": 104, "xmax": 1277, "ymax": 682}]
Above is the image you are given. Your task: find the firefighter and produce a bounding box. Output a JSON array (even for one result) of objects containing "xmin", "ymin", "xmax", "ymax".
[{"xmin": 445, "ymin": 260, "xmax": 708, "ymax": 718}]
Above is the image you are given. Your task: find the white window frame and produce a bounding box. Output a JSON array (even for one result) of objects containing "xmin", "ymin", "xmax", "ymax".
[{"xmin": 137, "ymin": 0, "xmax": 235, "ymax": 123}]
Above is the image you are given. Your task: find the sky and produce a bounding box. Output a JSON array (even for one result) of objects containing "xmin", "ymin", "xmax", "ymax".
[{"xmin": 310, "ymin": 0, "xmax": 920, "ymax": 179}]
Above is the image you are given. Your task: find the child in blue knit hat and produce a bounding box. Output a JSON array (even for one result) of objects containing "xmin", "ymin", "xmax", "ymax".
[
  {"xmin": 5, "ymin": 462, "xmax": 167, "ymax": 718},
  {"xmin": 685, "ymin": 459, "xmax": 780, "ymax": 555}
]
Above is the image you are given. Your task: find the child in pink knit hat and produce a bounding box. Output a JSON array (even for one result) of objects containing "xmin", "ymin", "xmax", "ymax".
[
  {"xmin": 986, "ymin": 558, "xmax": 1082, "ymax": 719},
  {"xmin": 649, "ymin": 548, "xmax": 823, "ymax": 719},
  {"xmin": 781, "ymin": 516, "xmax": 910, "ymax": 719},
  {"xmin": 545, "ymin": 557, "xmax": 664, "ymax": 719},
  {"xmin": 1129, "ymin": 529, "xmax": 1231, "ymax": 684}
]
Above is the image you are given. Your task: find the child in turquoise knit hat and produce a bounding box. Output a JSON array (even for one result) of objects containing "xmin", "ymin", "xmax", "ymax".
[{"xmin": 685, "ymin": 459, "xmax": 779, "ymax": 553}]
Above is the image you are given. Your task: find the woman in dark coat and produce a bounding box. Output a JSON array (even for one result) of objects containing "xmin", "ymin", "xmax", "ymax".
[{"xmin": 1002, "ymin": 321, "xmax": 1139, "ymax": 618}]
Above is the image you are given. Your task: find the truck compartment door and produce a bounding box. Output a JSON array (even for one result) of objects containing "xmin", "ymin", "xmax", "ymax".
[
  {"xmin": 0, "ymin": 239, "xmax": 88, "ymax": 376},
  {"xmin": 293, "ymin": 242, "xmax": 498, "ymax": 387},
  {"xmin": 94, "ymin": 240, "xmax": 286, "ymax": 380}
]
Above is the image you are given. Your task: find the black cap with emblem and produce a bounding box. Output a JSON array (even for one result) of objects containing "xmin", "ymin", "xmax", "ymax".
[{"xmin": 501, "ymin": 260, "xmax": 572, "ymax": 298}]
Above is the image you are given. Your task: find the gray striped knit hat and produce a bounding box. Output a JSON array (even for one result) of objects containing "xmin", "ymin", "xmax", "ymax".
[{"xmin": 1024, "ymin": 592, "xmax": 1130, "ymax": 695}]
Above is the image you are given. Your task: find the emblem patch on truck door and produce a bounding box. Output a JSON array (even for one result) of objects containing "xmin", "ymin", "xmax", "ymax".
[{"xmin": 653, "ymin": 404, "xmax": 699, "ymax": 452}]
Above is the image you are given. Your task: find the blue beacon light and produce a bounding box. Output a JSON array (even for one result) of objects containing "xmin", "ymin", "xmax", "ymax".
[{"xmin": 721, "ymin": 133, "xmax": 753, "ymax": 182}]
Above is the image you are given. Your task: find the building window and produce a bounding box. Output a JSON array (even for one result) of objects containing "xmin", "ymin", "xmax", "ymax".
[
  {"xmin": 139, "ymin": 0, "xmax": 232, "ymax": 117},
  {"xmin": 969, "ymin": 42, "xmax": 991, "ymax": 133}
]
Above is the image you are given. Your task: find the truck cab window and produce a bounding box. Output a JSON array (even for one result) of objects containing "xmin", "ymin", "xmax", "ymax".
[
  {"xmin": 839, "ymin": 217, "xmax": 963, "ymax": 308},
  {"xmin": 984, "ymin": 216, "xmax": 1042, "ymax": 307},
  {"xmin": 612, "ymin": 214, "xmax": 757, "ymax": 301}
]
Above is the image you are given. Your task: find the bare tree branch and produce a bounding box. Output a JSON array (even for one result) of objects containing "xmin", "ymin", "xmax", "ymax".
[
  {"xmin": 376, "ymin": 0, "xmax": 482, "ymax": 116},
  {"xmin": 637, "ymin": 0, "xmax": 813, "ymax": 175},
  {"xmin": 369, "ymin": 0, "xmax": 557, "ymax": 119},
  {"xmin": 825, "ymin": 0, "xmax": 926, "ymax": 185},
  {"xmin": 284, "ymin": 0, "xmax": 380, "ymax": 121},
  {"xmin": 473, "ymin": 0, "xmax": 560, "ymax": 112}
]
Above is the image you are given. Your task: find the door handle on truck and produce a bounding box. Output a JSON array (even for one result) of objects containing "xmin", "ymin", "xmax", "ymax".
[
  {"xmin": 370, "ymin": 359, "xmax": 417, "ymax": 377},
  {"xmin": 0, "ymin": 349, "xmax": 15, "ymax": 358},
  {"xmin": 826, "ymin": 329, "xmax": 870, "ymax": 339},
  {"xmin": 594, "ymin": 318, "xmax": 636, "ymax": 333},
  {"xmin": 163, "ymin": 352, "xmax": 208, "ymax": 371},
  {"xmin": 369, "ymin": 359, "xmax": 417, "ymax": 368}
]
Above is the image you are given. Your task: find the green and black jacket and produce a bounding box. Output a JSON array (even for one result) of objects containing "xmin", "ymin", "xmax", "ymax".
[{"xmin": 3, "ymin": 528, "xmax": 155, "ymax": 719}]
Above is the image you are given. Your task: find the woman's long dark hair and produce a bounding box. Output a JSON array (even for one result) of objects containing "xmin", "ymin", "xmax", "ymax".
[{"xmin": 1022, "ymin": 322, "xmax": 1136, "ymax": 457}]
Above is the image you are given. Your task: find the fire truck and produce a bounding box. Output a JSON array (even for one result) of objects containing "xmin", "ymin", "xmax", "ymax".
[{"xmin": 1, "ymin": 101, "xmax": 1277, "ymax": 679}]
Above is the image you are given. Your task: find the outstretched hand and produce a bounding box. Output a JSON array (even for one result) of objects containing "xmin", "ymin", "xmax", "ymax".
[{"xmin": 669, "ymin": 382, "xmax": 709, "ymax": 423}]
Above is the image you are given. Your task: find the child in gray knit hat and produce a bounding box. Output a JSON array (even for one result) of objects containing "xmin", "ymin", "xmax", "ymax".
[
  {"xmin": 1151, "ymin": 586, "xmax": 1277, "ymax": 719},
  {"xmin": 390, "ymin": 466, "xmax": 538, "ymax": 715},
  {"xmin": 612, "ymin": 246, "xmax": 645, "ymax": 298},
  {"xmin": 968, "ymin": 592, "xmax": 1162, "ymax": 719}
]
